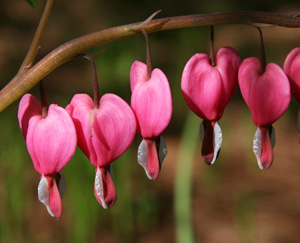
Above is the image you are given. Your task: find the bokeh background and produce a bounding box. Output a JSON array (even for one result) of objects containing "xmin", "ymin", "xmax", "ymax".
[{"xmin": 1, "ymin": 0, "xmax": 300, "ymax": 242}]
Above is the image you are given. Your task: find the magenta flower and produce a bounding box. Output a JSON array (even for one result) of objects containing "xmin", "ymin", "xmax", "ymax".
[
  {"xmin": 66, "ymin": 93, "xmax": 136, "ymax": 209},
  {"xmin": 284, "ymin": 47, "xmax": 300, "ymax": 103},
  {"xmin": 18, "ymin": 94, "xmax": 77, "ymax": 219},
  {"xmin": 239, "ymin": 57, "xmax": 291, "ymax": 169},
  {"xmin": 130, "ymin": 60, "xmax": 172, "ymax": 180},
  {"xmin": 181, "ymin": 47, "xmax": 241, "ymax": 164}
]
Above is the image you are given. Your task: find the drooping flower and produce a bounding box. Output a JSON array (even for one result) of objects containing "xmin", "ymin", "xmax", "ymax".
[
  {"xmin": 18, "ymin": 93, "xmax": 77, "ymax": 219},
  {"xmin": 181, "ymin": 46, "xmax": 241, "ymax": 164},
  {"xmin": 238, "ymin": 57, "xmax": 291, "ymax": 169},
  {"xmin": 66, "ymin": 93, "xmax": 136, "ymax": 209},
  {"xmin": 130, "ymin": 60, "xmax": 172, "ymax": 180}
]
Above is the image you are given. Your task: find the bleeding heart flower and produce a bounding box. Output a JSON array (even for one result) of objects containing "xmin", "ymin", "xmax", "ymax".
[
  {"xmin": 181, "ymin": 47, "xmax": 241, "ymax": 164},
  {"xmin": 66, "ymin": 93, "xmax": 136, "ymax": 209},
  {"xmin": 239, "ymin": 57, "xmax": 290, "ymax": 169},
  {"xmin": 130, "ymin": 60, "xmax": 172, "ymax": 180},
  {"xmin": 18, "ymin": 94, "xmax": 77, "ymax": 219},
  {"xmin": 283, "ymin": 47, "xmax": 300, "ymax": 103}
]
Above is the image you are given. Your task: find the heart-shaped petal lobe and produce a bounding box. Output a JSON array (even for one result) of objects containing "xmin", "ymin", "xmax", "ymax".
[
  {"xmin": 283, "ymin": 47, "xmax": 300, "ymax": 103},
  {"xmin": 238, "ymin": 57, "xmax": 291, "ymax": 126},
  {"xmin": 181, "ymin": 47, "xmax": 240, "ymax": 121},
  {"xmin": 130, "ymin": 61, "xmax": 172, "ymax": 138},
  {"xmin": 68, "ymin": 93, "xmax": 137, "ymax": 167},
  {"xmin": 18, "ymin": 94, "xmax": 77, "ymax": 175}
]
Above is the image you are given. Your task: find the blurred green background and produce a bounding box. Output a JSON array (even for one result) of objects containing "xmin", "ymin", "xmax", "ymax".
[{"xmin": 1, "ymin": 0, "xmax": 300, "ymax": 242}]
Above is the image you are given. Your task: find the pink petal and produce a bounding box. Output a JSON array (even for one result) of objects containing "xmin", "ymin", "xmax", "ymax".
[
  {"xmin": 18, "ymin": 94, "xmax": 42, "ymax": 139},
  {"xmin": 283, "ymin": 47, "xmax": 300, "ymax": 103},
  {"xmin": 94, "ymin": 166, "xmax": 116, "ymax": 209},
  {"xmin": 130, "ymin": 61, "xmax": 172, "ymax": 138},
  {"xmin": 238, "ymin": 57, "xmax": 291, "ymax": 126},
  {"xmin": 181, "ymin": 47, "xmax": 240, "ymax": 121},
  {"xmin": 25, "ymin": 103, "xmax": 77, "ymax": 175},
  {"xmin": 68, "ymin": 93, "xmax": 136, "ymax": 167},
  {"xmin": 67, "ymin": 94, "xmax": 97, "ymax": 165},
  {"xmin": 92, "ymin": 94, "xmax": 137, "ymax": 167}
]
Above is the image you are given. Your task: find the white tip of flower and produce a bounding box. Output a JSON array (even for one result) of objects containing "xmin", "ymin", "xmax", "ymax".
[
  {"xmin": 210, "ymin": 122, "xmax": 222, "ymax": 165},
  {"xmin": 38, "ymin": 174, "xmax": 55, "ymax": 217},
  {"xmin": 253, "ymin": 127, "xmax": 264, "ymax": 170},
  {"xmin": 137, "ymin": 139, "xmax": 152, "ymax": 179},
  {"xmin": 94, "ymin": 167, "xmax": 108, "ymax": 209}
]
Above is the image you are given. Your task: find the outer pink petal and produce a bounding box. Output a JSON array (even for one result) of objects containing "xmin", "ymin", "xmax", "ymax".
[
  {"xmin": 66, "ymin": 94, "xmax": 98, "ymax": 165},
  {"xmin": 26, "ymin": 104, "xmax": 77, "ymax": 175},
  {"xmin": 239, "ymin": 57, "xmax": 291, "ymax": 126},
  {"xmin": 283, "ymin": 47, "xmax": 300, "ymax": 103},
  {"xmin": 131, "ymin": 62, "xmax": 172, "ymax": 138},
  {"xmin": 18, "ymin": 94, "xmax": 42, "ymax": 139},
  {"xmin": 181, "ymin": 53, "xmax": 223, "ymax": 121},
  {"xmin": 92, "ymin": 93, "xmax": 137, "ymax": 167},
  {"xmin": 130, "ymin": 61, "xmax": 148, "ymax": 91},
  {"xmin": 215, "ymin": 47, "xmax": 241, "ymax": 114}
]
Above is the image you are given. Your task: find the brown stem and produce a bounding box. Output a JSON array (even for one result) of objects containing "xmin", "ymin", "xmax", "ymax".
[
  {"xmin": 1, "ymin": 11, "xmax": 300, "ymax": 112},
  {"xmin": 141, "ymin": 29, "xmax": 153, "ymax": 80},
  {"xmin": 210, "ymin": 26, "xmax": 215, "ymax": 67},
  {"xmin": 256, "ymin": 27, "xmax": 266, "ymax": 73},
  {"xmin": 39, "ymin": 80, "xmax": 48, "ymax": 118},
  {"xmin": 18, "ymin": 0, "xmax": 54, "ymax": 75}
]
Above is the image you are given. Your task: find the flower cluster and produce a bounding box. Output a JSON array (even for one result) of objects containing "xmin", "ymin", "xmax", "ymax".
[{"xmin": 17, "ymin": 28, "xmax": 300, "ymax": 218}]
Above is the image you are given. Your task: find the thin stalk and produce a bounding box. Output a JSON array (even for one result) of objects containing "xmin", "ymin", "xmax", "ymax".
[
  {"xmin": 256, "ymin": 27, "xmax": 266, "ymax": 73},
  {"xmin": 175, "ymin": 112, "xmax": 199, "ymax": 243},
  {"xmin": 1, "ymin": 11, "xmax": 300, "ymax": 112},
  {"xmin": 82, "ymin": 55, "xmax": 100, "ymax": 108},
  {"xmin": 18, "ymin": 0, "xmax": 54, "ymax": 74},
  {"xmin": 39, "ymin": 81, "xmax": 48, "ymax": 118},
  {"xmin": 210, "ymin": 26, "xmax": 215, "ymax": 67},
  {"xmin": 141, "ymin": 29, "xmax": 153, "ymax": 80}
]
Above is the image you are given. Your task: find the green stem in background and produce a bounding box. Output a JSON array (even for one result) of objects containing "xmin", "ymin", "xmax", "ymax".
[
  {"xmin": 18, "ymin": 0, "xmax": 54, "ymax": 75},
  {"xmin": 175, "ymin": 112, "xmax": 199, "ymax": 243},
  {"xmin": 1, "ymin": 11, "xmax": 300, "ymax": 112}
]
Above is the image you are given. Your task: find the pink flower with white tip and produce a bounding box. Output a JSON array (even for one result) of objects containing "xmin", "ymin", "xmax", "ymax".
[
  {"xmin": 67, "ymin": 93, "xmax": 136, "ymax": 209},
  {"xmin": 181, "ymin": 46, "xmax": 241, "ymax": 165},
  {"xmin": 239, "ymin": 58, "xmax": 290, "ymax": 169},
  {"xmin": 18, "ymin": 93, "xmax": 77, "ymax": 219}
]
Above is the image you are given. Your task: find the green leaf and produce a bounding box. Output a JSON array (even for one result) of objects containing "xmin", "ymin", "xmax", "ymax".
[{"xmin": 25, "ymin": 0, "xmax": 37, "ymax": 8}]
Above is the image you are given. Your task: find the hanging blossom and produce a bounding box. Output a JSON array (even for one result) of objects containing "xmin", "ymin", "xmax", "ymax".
[
  {"xmin": 130, "ymin": 29, "xmax": 172, "ymax": 180},
  {"xmin": 283, "ymin": 47, "xmax": 300, "ymax": 141},
  {"xmin": 239, "ymin": 58, "xmax": 290, "ymax": 169},
  {"xmin": 181, "ymin": 46, "xmax": 241, "ymax": 164},
  {"xmin": 67, "ymin": 93, "xmax": 136, "ymax": 209},
  {"xmin": 18, "ymin": 93, "xmax": 77, "ymax": 219}
]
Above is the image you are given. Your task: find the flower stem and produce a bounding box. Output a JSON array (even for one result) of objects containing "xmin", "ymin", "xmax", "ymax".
[
  {"xmin": 39, "ymin": 80, "xmax": 48, "ymax": 118},
  {"xmin": 18, "ymin": 0, "xmax": 54, "ymax": 75},
  {"xmin": 82, "ymin": 55, "xmax": 100, "ymax": 108},
  {"xmin": 141, "ymin": 29, "xmax": 153, "ymax": 80},
  {"xmin": 256, "ymin": 27, "xmax": 266, "ymax": 73},
  {"xmin": 1, "ymin": 11, "xmax": 300, "ymax": 112},
  {"xmin": 210, "ymin": 26, "xmax": 216, "ymax": 67}
]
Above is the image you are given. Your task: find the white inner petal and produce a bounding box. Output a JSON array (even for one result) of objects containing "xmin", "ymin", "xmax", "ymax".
[
  {"xmin": 38, "ymin": 174, "xmax": 55, "ymax": 217},
  {"xmin": 94, "ymin": 167, "xmax": 108, "ymax": 209},
  {"xmin": 210, "ymin": 122, "xmax": 222, "ymax": 165},
  {"xmin": 253, "ymin": 127, "xmax": 263, "ymax": 170},
  {"xmin": 137, "ymin": 139, "xmax": 152, "ymax": 179}
]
